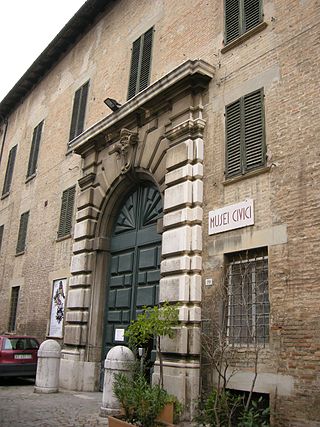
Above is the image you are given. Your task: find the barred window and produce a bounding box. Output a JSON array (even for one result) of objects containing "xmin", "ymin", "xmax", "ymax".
[
  {"xmin": 227, "ymin": 248, "xmax": 269, "ymax": 346},
  {"xmin": 8, "ymin": 286, "xmax": 20, "ymax": 332}
]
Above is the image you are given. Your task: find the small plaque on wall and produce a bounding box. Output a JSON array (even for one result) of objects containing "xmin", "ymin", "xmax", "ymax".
[
  {"xmin": 48, "ymin": 278, "xmax": 67, "ymax": 338},
  {"xmin": 115, "ymin": 328, "xmax": 125, "ymax": 342}
]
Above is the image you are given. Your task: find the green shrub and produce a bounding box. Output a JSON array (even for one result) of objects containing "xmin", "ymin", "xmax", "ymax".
[
  {"xmin": 194, "ymin": 389, "xmax": 270, "ymax": 427},
  {"xmin": 113, "ymin": 368, "xmax": 172, "ymax": 427}
]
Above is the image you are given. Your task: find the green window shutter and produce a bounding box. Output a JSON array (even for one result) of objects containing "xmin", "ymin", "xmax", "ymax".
[
  {"xmin": 69, "ymin": 81, "xmax": 89, "ymax": 141},
  {"xmin": 226, "ymin": 89, "xmax": 265, "ymax": 177},
  {"xmin": 8, "ymin": 286, "xmax": 20, "ymax": 332},
  {"xmin": 244, "ymin": 89, "xmax": 264, "ymax": 171},
  {"xmin": 225, "ymin": 0, "xmax": 262, "ymax": 44},
  {"xmin": 139, "ymin": 28, "xmax": 153, "ymax": 92},
  {"xmin": 27, "ymin": 121, "xmax": 43, "ymax": 178},
  {"xmin": 127, "ymin": 28, "xmax": 153, "ymax": 100},
  {"xmin": 128, "ymin": 37, "xmax": 141, "ymax": 100},
  {"xmin": 2, "ymin": 145, "xmax": 17, "ymax": 195},
  {"xmin": 225, "ymin": 0, "xmax": 240, "ymax": 44},
  {"xmin": 226, "ymin": 99, "xmax": 242, "ymax": 177},
  {"xmin": 16, "ymin": 211, "xmax": 29, "ymax": 254},
  {"xmin": 57, "ymin": 186, "xmax": 76, "ymax": 238},
  {"xmin": 244, "ymin": 0, "xmax": 262, "ymax": 32},
  {"xmin": 0, "ymin": 224, "xmax": 4, "ymax": 253}
]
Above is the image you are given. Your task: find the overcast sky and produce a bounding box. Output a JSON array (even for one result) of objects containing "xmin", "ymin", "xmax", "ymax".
[{"xmin": 0, "ymin": 0, "xmax": 86, "ymax": 101}]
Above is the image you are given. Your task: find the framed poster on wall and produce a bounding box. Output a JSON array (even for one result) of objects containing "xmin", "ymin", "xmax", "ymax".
[{"xmin": 48, "ymin": 278, "xmax": 67, "ymax": 338}]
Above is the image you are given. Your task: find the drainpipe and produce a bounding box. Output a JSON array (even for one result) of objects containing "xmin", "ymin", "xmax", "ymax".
[{"xmin": 0, "ymin": 115, "xmax": 8, "ymax": 167}]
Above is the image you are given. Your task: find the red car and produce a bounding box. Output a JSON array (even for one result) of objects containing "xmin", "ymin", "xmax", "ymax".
[{"xmin": 0, "ymin": 335, "xmax": 40, "ymax": 378}]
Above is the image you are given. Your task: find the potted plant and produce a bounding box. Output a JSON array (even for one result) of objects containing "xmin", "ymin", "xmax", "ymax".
[
  {"xmin": 109, "ymin": 364, "xmax": 174, "ymax": 427},
  {"xmin": 108, "ymin": 302, "xmax": 182, "ymax": 426}
]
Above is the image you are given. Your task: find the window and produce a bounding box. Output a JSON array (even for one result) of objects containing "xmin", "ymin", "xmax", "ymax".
[
  {"xmin": 16, "ymin": 211, "xmax": 29, "ymax": 254},
  {"xmin": 225, "ymin": 89, "xmax": 265, "ymax": 178},
  {"xmin": 0, "ymin": 224, "xmax": 4, "ymax": 253},
  {"xmin": 127, "ymin": 27, "xmax": 154, "ymax": 100},
  {"xmin": 8, "ymin": 286, "xmax": 20, "ymax": 332},
  {"xmin": 225, "ymin": 0, "xmax": 262, "ymax": 44},
  {"xmin": 227, "ymin": 248, "xmax": 269, "ymax": 346},
  {"xmin": 57, "ymin": 186, "xmax": 76, "ymax": 238},
  {"xmin": 69, "ymin": 81, "xmax": 89, "ymax": 141},
  {"xmin": 2, "ymin": 145, "xmax": 17, "ymax": 196},
  {"xmin": 27, "ymin": 121, "xmax": 43, "ymax": 178}
]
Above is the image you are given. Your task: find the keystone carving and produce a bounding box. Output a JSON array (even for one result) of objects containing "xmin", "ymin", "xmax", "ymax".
[{"xmin": 109, "ymin": 128, "xmax": 139, "ymax": 174}]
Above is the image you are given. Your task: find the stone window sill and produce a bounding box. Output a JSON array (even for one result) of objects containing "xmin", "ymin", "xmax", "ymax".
[
  {"xmin": 56, "ymin": 234, "xmax": 72, "ymax": 242},
  {"xmin": 223, "ymin": 165, "xmax": 271, "ymax": 186},
  {"xmin": 221, "ymin": 22, "xmax": 268, "ymax": 54},
  {"xmin": 25, "ymin": 173, "xmax": 36, "ymax": 184},
  {"xmin": 1, "ymin": 192, "xmax": 10, "ymax": 200},
  {"xmin": 15, "ymin": 251, "xmax": 25, "ymax": 257}
]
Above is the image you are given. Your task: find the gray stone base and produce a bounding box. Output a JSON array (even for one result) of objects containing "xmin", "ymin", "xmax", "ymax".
[
  {"xmin": 59, "ymin": 352, "xmax": 100, "ymax": 391},
  {"xmin": 152, "ymin": 359, "xmax": 200, "ymax": 420},
  {"xmin": 34, "ymin": 386, "xmax": 59, "ymax": 394}
]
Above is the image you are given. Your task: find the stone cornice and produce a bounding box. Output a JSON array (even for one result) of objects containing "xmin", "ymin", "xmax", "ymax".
[{"xmin": 70, "ymin": 59, "xmax": 214, "ymax": 156}]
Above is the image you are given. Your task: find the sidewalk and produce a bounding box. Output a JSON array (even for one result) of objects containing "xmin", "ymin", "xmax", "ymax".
[
  {"xmin": 0, "ymin": 378, "xmax": 108, "ymax": 427},
  {"xmin": 0, "ymin": 378, "xmax": 194, "ymax": 427}
]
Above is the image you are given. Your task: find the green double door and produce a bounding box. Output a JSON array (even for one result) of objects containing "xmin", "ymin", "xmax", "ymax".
[{"xmin": 103, "ymin": 184, "xmax": 163, "ymax": 358}]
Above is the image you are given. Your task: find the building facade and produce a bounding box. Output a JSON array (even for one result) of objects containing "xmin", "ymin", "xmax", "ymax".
[{"xmin": 0, "ymin": 0, "xmax": 319, "ymax": 425}]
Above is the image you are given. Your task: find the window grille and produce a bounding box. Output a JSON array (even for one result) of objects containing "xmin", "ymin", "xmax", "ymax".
[
  {"xmin": 227, "ymin": 249, "xmax": 269, "ymax": 346},
  {"xmin": 8, "ymin": 286, "xmax": 20, "ymax": 332}
]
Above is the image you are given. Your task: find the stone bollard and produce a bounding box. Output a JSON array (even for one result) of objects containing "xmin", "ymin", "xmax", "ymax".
[
  {"xmin": 100, "ymin": 345, "xmax": 135, "ymax": 417},
  {"xmin": 34, "ymin": 339, "xmax": 61, "ymax": 393}
]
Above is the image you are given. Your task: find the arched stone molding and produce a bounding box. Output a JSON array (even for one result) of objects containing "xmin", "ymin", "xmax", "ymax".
[{"xmin": 60, "ymin": 60, "xmax": 215, "ymax": 416}]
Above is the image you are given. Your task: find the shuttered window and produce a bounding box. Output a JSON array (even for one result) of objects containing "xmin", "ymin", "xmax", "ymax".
[
  {"xmin": 0, "ymin": 224, "xmax": 4, "ymax": 253},
  {"xmin": 69, "ymin": 81, "xmax": 89, "ymax": 141},
  {"xmin": 225, "ymin": 0, "xmax": 262, "ymax": 44},
  {"xmin": 8, "ymin": 286, "xmax": 20, "ymax": 332},
  {"xmin": 127, "ymin": 28, "xmax": 153, "ymax": 100},
  {"xmin": 27, "ymin": 121, "xmax": 43, "ymax": 178},
  {"xmin": 2, "ymin": 145, "xmax": 17, "ymax": 196},
  {"xmin": 57, "ymin": 186, "xmax": 76, "ymax": 238},
  {"xmin": 16, "ymin": 211, "xmax": 29, "ymax": 254},
  {"xmin": 225, "ymin": 89, "xmax": 265, "ymax": 178}
]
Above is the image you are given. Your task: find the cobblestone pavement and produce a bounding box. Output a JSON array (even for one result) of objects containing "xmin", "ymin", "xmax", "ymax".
[
  {"xmin": 0, "ymin": 378, "xmax": 194, "ymax": 427},
  {"xmin": 0, "ymin": 377, "xmax": 108, "ymax": 427}
]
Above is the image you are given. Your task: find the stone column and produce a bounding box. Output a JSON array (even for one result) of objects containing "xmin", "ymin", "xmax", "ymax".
[
  {"xmin": 155, "ymin": 114, "xmax": 205, "ymax": 419},
  {"xmin": 60, "ymin": 149, "xmax": 102, "ymax": 391}
]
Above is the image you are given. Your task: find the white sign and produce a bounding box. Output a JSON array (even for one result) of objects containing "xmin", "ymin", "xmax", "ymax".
[
  {"xmin": 115, "ymin": 328, "xmax": 125, "ymax": 342},
  {"xmin": 208, "ymin": 199, "xmax": 254, "ymax": 235},
  {"xmin": 49, "ymin": 278, "xmax": 67, "ymax": 338}
]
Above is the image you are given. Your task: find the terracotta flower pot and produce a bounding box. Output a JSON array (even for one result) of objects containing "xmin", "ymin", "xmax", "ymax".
[
  {"xmin": 108, "ymin": 416, "xmax": 135, "ymax": 427},
  {"xmin": 157, "ymin": 402, "xmax": 174, "ymax": 424},
  {"xmin": 108, "ymin": 413, "xmax": 175, "ymax": 426}
]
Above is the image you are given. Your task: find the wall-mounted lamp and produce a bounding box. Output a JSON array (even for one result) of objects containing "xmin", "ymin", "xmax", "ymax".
[{"xmin": 104, "ymin": 97, "xmax": 122, "ymax": 112}]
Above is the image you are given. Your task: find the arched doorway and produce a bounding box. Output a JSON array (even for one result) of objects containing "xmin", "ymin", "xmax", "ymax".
[{"xmin": 103, "ymin": 182, "xmax": 163, "ymax": 359}]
